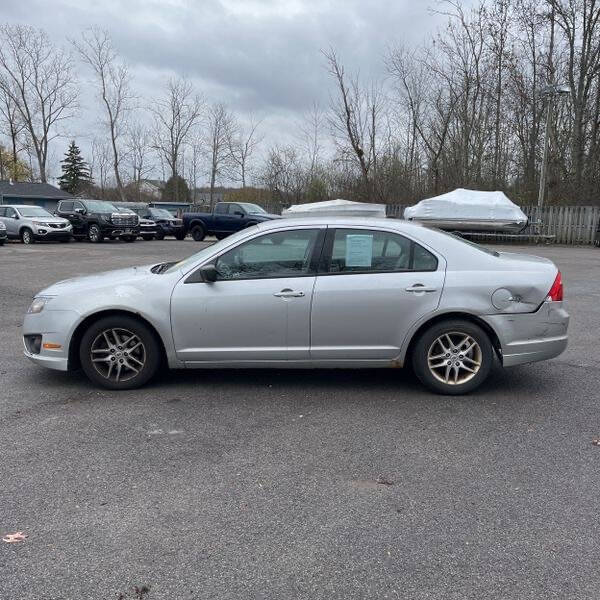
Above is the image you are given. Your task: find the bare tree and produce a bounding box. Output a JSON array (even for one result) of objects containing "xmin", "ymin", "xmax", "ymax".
[
  {"xmin": 0, "ymin": 86, "xmax": 26, "ymax": 179},
  {"xmin": 206, "ymin": 102, "xmax": 236, "ymax": 206},
  {"xmin": 323, "ymin": 48, "xmax": 384, "ymax": 201},
  {"xmin": 0, "ymin": 24, "xmax": 78, "ymax": 182},
  {"xmin": 90, "ymin": 138, "xmax": 111, "ymax": 196},
  {"xmin": 228, "ymin": 114, "xmax": 262, "ymax": 187},
  {"xmin": 150, "ymin": 77, "xmax": 203, "ymax": 202},
  {"xmin": 297, "ymin": 101, "xmax": 326, "ymax": 176},
  {"xmin": 73, "ymin": 28, "xmax": 132, "ymax": 201},
  {"xmin": 125, "ymin": 121, "xmax": 153, "ymax": 200}
]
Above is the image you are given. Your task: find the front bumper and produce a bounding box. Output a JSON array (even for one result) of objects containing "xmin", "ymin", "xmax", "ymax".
[
  {"xmin": 33, "ymin": 226, "xmax": 72, "ymax": 240},
  {"xmin": 0, "ymin": 229, "xmax": 6, "ymax": 241},
  {"xmin": 157, "ymin": 222, "xmax": 184, "ymax": 236},
  {"xmin": 23, "ymin": 308, "xmax": 80, "ymax": 372},
  {"xmin": 483, "ymin": 301, "xmax": 569, "ymax": 367}
]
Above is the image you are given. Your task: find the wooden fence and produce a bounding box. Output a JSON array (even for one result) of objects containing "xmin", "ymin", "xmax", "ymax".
[{"xmin": 386, "ymin": 204, "xmax": 600, "ymax": 245}]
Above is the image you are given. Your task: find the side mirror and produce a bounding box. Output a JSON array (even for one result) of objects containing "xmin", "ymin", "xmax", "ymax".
[
  {"xmin": 199, "ymin": 264, "xmax": 219, "ymax": 283},
  {"xmin": 13, "ymin": 214, "xmax": 19, "ymax": 220},
  {"xmin": 75, "ymin": 207, "xmax": 85, "ymax": 214}
]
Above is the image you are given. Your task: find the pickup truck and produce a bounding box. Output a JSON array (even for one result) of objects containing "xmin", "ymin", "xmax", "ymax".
[{"xmin": 182, "ymin": 202, "xmax": 280, "ymax": 241}]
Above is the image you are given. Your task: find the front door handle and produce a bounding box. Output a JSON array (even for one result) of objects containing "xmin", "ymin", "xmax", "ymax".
[
  {"xmin": 405, "ymin": 284, "xmax": 438, "ymax": 293},
  {"xmin": 273, "ymin": 289, "xmax": 305, "ymax": 298}
]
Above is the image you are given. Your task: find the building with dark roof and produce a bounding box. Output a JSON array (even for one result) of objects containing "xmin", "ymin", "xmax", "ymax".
[{"xmin": 0, "ymin": 181, "xmax": 73, "ymax": 212}]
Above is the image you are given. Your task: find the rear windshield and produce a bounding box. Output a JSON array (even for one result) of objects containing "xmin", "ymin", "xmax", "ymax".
[{"xmin": 433, "ymin": 229, "xmax": 500, "ymax": 257}]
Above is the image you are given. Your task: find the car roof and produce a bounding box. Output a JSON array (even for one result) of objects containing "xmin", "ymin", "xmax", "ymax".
[
  {"xmin": 254, "ymin": 216, "xmax": 426, "ymax": 233},
  {"xmin": 3, "ymin": 204, "xmax": 52, "ymax": 210}
]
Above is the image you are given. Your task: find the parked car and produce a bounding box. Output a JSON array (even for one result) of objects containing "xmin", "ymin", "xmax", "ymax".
[
  {"xmin": 0, "ymin": 205, "xmax": 72, "ymax": 244},
  {"xmin": 182, "ymin": 202, "xmax": 280, "ymax": 241},
  {"xmin": 23, "ymin": 218, "xmax": 569, "ymax": 395},
  {"xmin": 595, "ymin": 219, "xmax": 600, "ymax": 247},
  {"xmin": 0, "ymin": 220, "xmax": 6, "ymax": 245},
  {"xmin": 115, "ymin": 207, "xmax": 157, "ymax": 240},
  {"xmin": 55, "ymin": 199, "xmax": 139, "ymax": 243},
  {"xmin": 133, "ymin": 207, "xmax": 185, "ymax": 240}
]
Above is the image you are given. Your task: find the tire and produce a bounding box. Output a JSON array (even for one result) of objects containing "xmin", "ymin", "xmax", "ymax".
[
  {"xmin": 191, "ymin": 224, "xmax": 206, "ymax": 242},
  {"xmin": 411, "ymin": 319, "xmax": 493, "ymax": 395},
  {"xmin": 142, "ymin": 235, "xmax": 154, "ymax": 241},
  {"xmin": 88, "ymin": 224, "xmax": 103, "ymax": 243},
  {"xmin": 59, "ymin": 239, "xmax": 70, "ymax": 243},
  {"xmin": 122, "ymin": 236, "xmax": 136, "ymax": 243},
  {"xmin": 175, "ymin": 231, "xmax": 186, "ymax": 241},
  {"xmin": 79, "ymin": 315, "xmax": 161, "ymax": 390},
  {"xmin": 21, "ymin": 228, "xmax": 35, "ymax": 244},
  {"xmin": 155, "ymin": 231, "xmax": 165, "ymax": 240},
  {"xmin": 215, "ymin": 233, "xmax": 228, "ymax": 240}
]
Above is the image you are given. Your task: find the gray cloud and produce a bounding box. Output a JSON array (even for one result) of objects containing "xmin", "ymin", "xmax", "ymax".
[{"xmin": 0, "ymin": 0, "xmax": 451, "ymax": 179}]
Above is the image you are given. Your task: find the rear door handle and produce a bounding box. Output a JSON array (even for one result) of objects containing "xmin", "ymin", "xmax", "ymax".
[
  {"xmin": 273, "ymin": 289, "xmax": 305, "ymax": 298},
  {"xmin": 405, "ymin": 284, "xmax": 438, "ymax": 293}
]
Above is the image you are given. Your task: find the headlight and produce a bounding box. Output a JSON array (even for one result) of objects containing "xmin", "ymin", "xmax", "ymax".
[
  {"xmin": 0, "ymin": 222, "xmax": 5, "ymax": 230},
  {"xmin": 32, "ymin": 221, "xmax": 48, "ymax": 227},
  {"xmin": 27, "ymin": 296, "xmax": 53, "ymax": 314}
]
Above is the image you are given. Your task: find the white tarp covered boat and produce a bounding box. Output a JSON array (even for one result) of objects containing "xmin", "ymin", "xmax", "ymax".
[
  {"xmin": 404, "ymin": 188, "xmax": 528, "ymax": 233},
  {"xmin": 282, "ymin": 199, "xmax": 387, "ymax": 219}
]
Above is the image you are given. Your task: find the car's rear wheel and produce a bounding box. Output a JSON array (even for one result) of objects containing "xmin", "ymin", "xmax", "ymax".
[
  {"xmin": 175, "ymin": 231, "xmax": 186, "ymax": 241},
  {"xmin": 122, "ymin": 235, "xmax": 136, "ymax": 243},
  {"xmin": 155, "ymin": 231, "xmax": 165, "ymax": 240},
  {"xmin": 142, "ymin": 235, "xmax": 154, "ymax": 241},
  {"xmin": 412, "ymin": 319, "xmax": 493, "ymax": 395},
  {"xmin": 191, "ymin": 224, "xmax": 206, "ymax": 241},
  {"xmin": 21, "ymin": 228, "xmax": 35, "ymax": 244},
  {"xmin": 88, "ymin": 224, "xmax": 103, "ymax": 243},
  {"xmin": 79, "ymin": 315, "xmax": 161, "ymax": 390},
  {"xmin": 215, "ymin": 233, "xmax": 229, "ymax": 240}
]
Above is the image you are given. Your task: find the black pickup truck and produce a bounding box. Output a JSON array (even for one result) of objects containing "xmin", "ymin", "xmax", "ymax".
[
  {"xmin": 55, "ymin": 198, "xmax": 140, "ymax": 243},
  {"xmin": 183, "ymin": 202, "xmax": 280, "ymax": 241}
]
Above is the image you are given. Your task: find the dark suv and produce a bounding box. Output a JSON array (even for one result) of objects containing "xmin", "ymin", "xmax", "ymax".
[
  {"xmin": 56, "ymin": 199, "xmax": 140, "ymax": 243},
  {"xmin": 127, "ymin": 206, "xmax": 185, "ymax": 240}
]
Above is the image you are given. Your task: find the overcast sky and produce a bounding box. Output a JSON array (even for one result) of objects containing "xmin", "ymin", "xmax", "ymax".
[{"xmin": 1, "ymin": 0, "xmax": 456, "ymax": 182}]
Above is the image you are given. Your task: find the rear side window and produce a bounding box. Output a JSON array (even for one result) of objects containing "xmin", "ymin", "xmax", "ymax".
[
  {"xmin": 0, "ymin": 208, "xmax": 5, "ymax": 217},
  {"xmin": 214, "ymin": 203, "xmax": 228, "ymax": 214},
  {"xmin": 324, "ymin": 229, "xmax": 438, "ymax": 274}
]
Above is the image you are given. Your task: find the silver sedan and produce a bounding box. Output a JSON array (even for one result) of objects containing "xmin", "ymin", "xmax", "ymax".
[{"xmin": 23, "ymin": 218, "xmax": 569, "ymax": 394}]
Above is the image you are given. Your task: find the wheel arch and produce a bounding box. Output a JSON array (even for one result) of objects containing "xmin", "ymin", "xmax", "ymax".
[
  {"xmin": 68, "ymin": 309, "xmax": 167, "ymax": 370},
  {"xmin": 402, "ymin": 311, "xmax": 502, "ymax": 367}
]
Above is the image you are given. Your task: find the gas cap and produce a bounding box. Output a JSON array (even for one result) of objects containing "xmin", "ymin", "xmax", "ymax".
[{"xmin": 491, "ymin": 288, "xmax": 515, "ymax": 310}]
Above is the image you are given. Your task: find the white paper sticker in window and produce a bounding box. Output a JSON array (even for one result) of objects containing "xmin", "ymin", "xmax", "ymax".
[{"xmin": 345, "ymin": 234, "xmax": 373, "ymax": 267}]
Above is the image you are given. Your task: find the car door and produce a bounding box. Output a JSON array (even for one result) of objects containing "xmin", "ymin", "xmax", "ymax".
[
  {"xmin": 310, "ymin": 227, "xmax": 445, "ymax": 361},
  {"xmin": 69, "ymin": 201, "xmax": 87, "ymax": 235},
  {"xmin": 171, "ymin": 227, "xmax": 325, "ymax": 363},
  {"xmin": 218, "ymin": 203, "xmax": 246, "ymax": 234}
]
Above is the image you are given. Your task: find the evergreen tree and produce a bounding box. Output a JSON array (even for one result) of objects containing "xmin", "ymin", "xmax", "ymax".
[
  {"xmin": 162, "ymin": 175, "xmax": 190, "ymax": 202},
  {"xmin": 58, "ymin": 141, "xmax": 92, "ymax": 194}
]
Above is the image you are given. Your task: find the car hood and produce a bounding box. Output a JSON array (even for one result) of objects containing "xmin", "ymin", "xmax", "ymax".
[
  {"xmin": 33, "ymin": 216, "xmax": 70, "ymax": 224},
  {"xmin": 39, "ymin": 264, "xmax": 157, "ymax": 296}
]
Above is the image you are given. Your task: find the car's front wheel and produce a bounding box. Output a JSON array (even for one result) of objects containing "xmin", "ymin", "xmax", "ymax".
[
  {"xmin": 88, "ymin": 224, "xmax": 103, "ymax": 243},
  {"xmin": 79, "ymin": 315, "xmax": 161, "ymax": 390},
  {"xmin": 21, "ymin": 228, "xmax": 35, "ymax": 244},
  {"xmin": 412, "ymin": 319, "xmax": 493, "ymax": 395}
]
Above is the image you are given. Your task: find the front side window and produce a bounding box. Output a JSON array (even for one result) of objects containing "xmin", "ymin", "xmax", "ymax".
[
  {"xmin": 325, "ymin": 229, "xmax": 437, "ymax": 274},
  {"xmin": 60, "ymin": 201, "xmax": 73, "ymax": 212},
  {"xmin": 5, "ymin": 207, "xmax": 17, "ymax": 219},
  {"xmin": 215, "ymin": 229, "xmax": 320, "ymax": 280}
]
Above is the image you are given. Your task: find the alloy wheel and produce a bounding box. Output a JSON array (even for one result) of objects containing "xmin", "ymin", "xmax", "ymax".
[
  {"xmin": 90, "ymin": 327, "xmax": 146, "ymax": 383},
  {"xmin": 427, "ymin": 332, "xmax": 482, "ymax": 385}
]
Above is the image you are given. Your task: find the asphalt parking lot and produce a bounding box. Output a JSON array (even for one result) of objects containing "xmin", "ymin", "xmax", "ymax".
[{"xmin": 1, "ymin": 238, "xmax": 599, "ymax": 600}]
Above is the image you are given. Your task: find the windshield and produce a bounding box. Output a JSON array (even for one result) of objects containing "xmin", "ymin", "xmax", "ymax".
[
  {"xmin": 16, "ymin": 206, "xmax": 53, "ymax": 218},
  {"xmin": 150, "ymin": 208, "xmax": 175, "ymax": 219},
  {"xmin": 238, "ymin": 203, "xmax": 267, "ymax": 214},
  {"xmin": 433, "ymin": 228, "xmax": 500, "ymax": 257},
  {"xmin": 164, "ymin": 227, "xmax": 255, "ymax": 274},
  {"xmin": 85, "ymin": 200, "xmax": 117, "ymax": 213}
]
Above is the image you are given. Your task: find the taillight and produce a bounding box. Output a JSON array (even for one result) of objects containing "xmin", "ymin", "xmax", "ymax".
[{"xmin": 547, "ymin": 271, "xmax": 563, "ymax": 302}]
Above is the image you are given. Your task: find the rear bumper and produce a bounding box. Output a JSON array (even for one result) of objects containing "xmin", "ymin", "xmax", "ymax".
[{"xmin": 482, "ymin": 301, "xmax": 569, "ymax": 367}]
